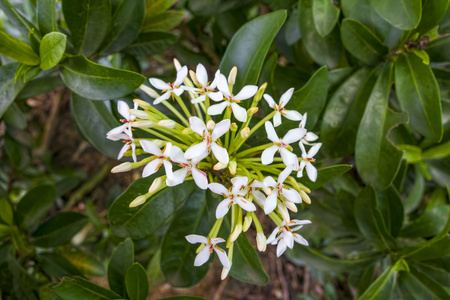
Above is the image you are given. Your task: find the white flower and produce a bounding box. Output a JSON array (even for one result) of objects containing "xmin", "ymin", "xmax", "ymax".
[
  {"xmin": 297, "ymin": 142, "xmax": 322, "ymax": 182},
  {"xmin": 209, "ymin": 177, "xmax": 256, "ymax": 219},
  {"xmin": 299, "ymin": 113, "xmax": 319, "ymax": 145},
  {"xmin": 185, "ymin": 117, "xmax": 230, "ymax": 164},
  {"xmin": 107, "ymin": 132, "xmax": 137, "ymax": 162},
  {"xmin": 185, "ymin": 235, "xmax": 230, "ymax": 268},
  {"xmin": 187, "ymin": 64, "xmax": 223, "ymax": 104},
  {"xmin": 264, "ymin": 88, "xmax": 302, "ymax": 127},
  {"xmin": 168, "ymin": 145, "xmax": 208, "ymax": 189},
  {"xmin": 149, "ymin": 66, "xmax": 188, "ymax": 105},
  {"xmin": 140, "ymin": 140, "xmax": 173, "ymax": 180},
  {"xmin": 260, "ymin": 166, "xmax": 302, "ymax": 214},
  {"xmin": 266, "ymin": 219, "xmax": 311, "ymax": 257},
  {"xmin": 106, "ymin": 100, "xmax": 137, "ymax": 137},
  {"xmin": 261, "ymin": 121, "xmax": 306, "ymax": 168},
  {"xmin": 207, "ymin": 74, "xmax": 257, "ymax": 122}
]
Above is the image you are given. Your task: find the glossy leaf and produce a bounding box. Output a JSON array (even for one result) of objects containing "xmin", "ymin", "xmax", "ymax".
[
  {"xmin": 427, "ymin": 36, "xmax": 450, "ymax": 63},
  {"xmin": 31, "ymin": 212, "xmax": 88, "ymax": 247},
  {"xmin": 3, "ymin": 102, "xmax": 27, "ymax": 129},
  {"xmin": 376, "ymin": 186, "xmax": 404, "ymax": 237},
  {"xmin": 39, "ymin": 32, "xmax": 67, "ymax": 70},
  {"xmin": 298, "ymin": 164, "xmax": 352, "ymax": 190},
  {"xmin": 407, "ymin": 238, "xmax": 450, "ymax": 261},
  {"xmin": 0, "ymin": 31, "xmax": 40, "ymax": 66},
  {"xmin": 101, "ymin": 0, "xmax": 146, "ymax": 55},
  {"xmin": 61, "ymin": 250, "xmax": 105, "ymax": 277},
  {"xmin": 0, "ymin": 0, "xmax": 37, "ymax": 39},
  {"xmin": 62, "ymin": 0, "xmax": 111, "ymax": 56},
  {"xmin": 142, "ymin": 10, "xmax": 184, "ymax": 31},
  {"xmin": 312, "ymin": 0, "xmax": 340, "ymax": 37},
  {"xmin": 109, "ymin": 179, "xmax": 196, "ymax": 239},
  {"xmin": 395, "ymin": 53, "xmax": 442, "ymax": 141},
  {"xmin": 16, "ymin": 184, "xmax": 56, "ymax": 230},
  {"xmin": 125, "ymin": 263, "xmax": 149, "ymax": 300},
  {"xmin": 71, "ymin": 93, "xmax": 123, "ymax": 159},
  {"xmin": 0, "ymin": 199, "xmax": 13, "ymax": 225},
  {"xmin": 145, "ymin": 0, "xmax": 177, "ymax": 17},
  {"xmin": 219, "ymin": 10, "xmax": 286, "ymax": 91},
  {"xmin": 18, "ymin": 75, "xmax": 64, "ymax": 99},
  {"xmin": 37, "ymin": 0, "xmax": 57, "ymax": 34},
  {"xmin": 54, "ymin": 277, "xmax": 121, "ymax": 300},
  {"xmin": 108, "ymin": 238, "xmax": 134, "ymax": 297},
  {"xmin": 358, "ymin": 261, "xmax": 400, "ymax": 300},
  {"xmin": 400, "ymin": 205, "xmax": 449, "ymax": 238},
  {"xmin": 416, "ymin": 0, "xmax": 450, "ymax": 35},
  {"xmin": 404, "ymin": 166, "xmax": 425, "ymax": 214},
  {"xmin": 124, "ymin": 31, "xmax": 178, "ymax": 57},
  {"xmin": 160, "ymin": 189, "xmax": 210, "ymax": 287},
  {"xmin": 38, "ymin": 253, "xmax": 84, "ymax": 278},
  {"xmin": 60, "ymin": 55, "xmax": 145, "ymax": 100},
  {"xmin": 370, "ymin": 0, "xmax": 422, "ymax": 30},
  {"xmin": 355, "ymin": 64, "xmax": 408, "ymax": 189},
  {"xmin": 341, "ymin": 19, "xmax": 388, "ymax": 65},
  {"xmin": 402, "ymin": 265, "xmax": 450, "ymax": 299}
]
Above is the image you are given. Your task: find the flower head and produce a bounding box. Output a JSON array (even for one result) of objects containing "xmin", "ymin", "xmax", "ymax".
[
  {"xmin": 187, "ymin": 64, "xmax": 223, "ymax": 104},
  {"xmin": 140, "ymin": 140, "xmax": 173, "ymax": 180},
  {"xmin": 168, "ymin": 145, "xmax": 208, "ymax": 189},
  {"xmin": 267, "ymin": 219, "xmax": 311, "ymax": 257},
  {"xmin": 185, "ymin": 234, "xmax": 230, "ymax": 268},
  {"xmin": 150, "ymin": 66, "xmax": 188, "ymax": 105},
  {"xmin": 264, "ymin": 88, "xmax": 302, "ymax": 127},
  {"xmin": 297, "ymin": 142, "xmax": 322, "ymax": 182}
]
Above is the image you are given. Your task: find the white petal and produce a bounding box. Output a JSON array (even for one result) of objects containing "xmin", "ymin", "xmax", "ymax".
[
  {"xmin": 300, "ymin": 113, "xmax": 307, "ymax": 128},
  {"xmin": 140, "ymin": 140, "xmax": 162, "ymax": 155},
  {"xmin": 263, "ymin": 94, "xmax": 275, "ymax": 108},
  {"xmin": 142, "ymin": 159, "xmax": 161, "ymax": 177},
  {"xmin": 297, "ymin": 161, "xmax": 306, "ymax": 178},
  {"xmin": 308, "ymin": 143, "xmax": 322, "ymax": 158},
  {"xmin": 117, "ymin": 144, "xmax": 129, "ymax": 160},
  {"xmin": 117, "ymin": 101, "xmax": 131, "ymax": 120},
  {"xmin": 191, "ymin": 94, "xmax": 206, "ymax": 104},
  {"xmin": 293, "ymin": 233, "xmax": 309, "ymax": 246},
  {"xmin": 216, "ymin": 198, "xmax": 232, "ymax": 219},
  {"xmin": 174, "ymin": 65, "xmax": 188, "ymax": 86},
  {"xmin": 207, "ymin": 102, "xmax": 229, "ymax": 116},
  {"xmin": 163, "ymin": 160, "xmax": 173, "ymax": 180},
  {"xmin": 208, "ymin": 183, "xmax": 228, "ymax": 196},
  {"xmin": 263, "ymin": 176, "xmax": 277, "ymax": 188},
  {"xmin": 280, "ymin": 148, "xmax": 299, "ymax": 169},
  {"xmin": 211, "ymin": 143, "xmax": 229, "ymax": 164},
  {"xmin": 283, "ymin": 128, "xmax": 306, "ymax": 144},
  {"xmin": 217, "ymin": 74, "xmax": 231, "ymax": 98},
  {"xmin": 211, "ymin": 119, "xmax": 230, "ymax": 140},
  {"xmin": 170, "ymin": 145, "xmax": 186, "ymax": 163},
  {"xmin": 231, "ymin": 102, "xmax": 247, "ymax": 122},
  {"xmin": 131, "ymin": 143, "xmax": 137, "ymax": 162},
  {"xmin": 284, "ymin": 232, "xmax": 295, "ymax": 249},
  {"xmin": 267, "ymin": 227, "xmax": 280, "ymax": 244},
  {"xmin": 252, "ymin": 190, "xmax": 266, "ymax": 206},
  {"xmin": 106, "ymin": 124, "xmax": 128, "ymax": 137},
  {"xmin": 231, "ymin": 177, "xmax": 248, "ymax": 195},
  {"xmin": 196, "ymin": 63, "xmax": 208, "ymax": 87},
  {"xmin": 185, "ymin": 234, "xmax": 208, "ymax": 244},
  {"xmin": 150, "ymin": 78, "xmax": 170, "ymax": 90},
  {"xmin": 305, "ymin": 163, "xmax": 318, "ymax": 182},
  {"xmin": 278, "ymin": 165, "xmax": 294, "ymax": 184},
  {"xmin": 207, "ymin": 91, "xmax": 223, "ymax": 101},
  {"xmin": 304, "ymin": 132, "xmax": 319, "ymax": 142},
  {"xmin": 192, "ymin": 168, "xmax": 208, "ymax": 190},
  {"xmin": 233, "ymin": 85, "xmax": 258, "ymax": 101},
  {"xmin": 264, "ymin": 192, "xmax": 278, "ymax": 214},
  {"xmin": 273, "ymin": 111, "xmax": 282, "ymax": 127},
  {"xmin": 276, "ymin": 241, "xmax": 287, "ymax": 257},
  {"xmin": 281, "ymin": 187, "xmax": 302, "ymax": 203},
  {"xmin": 261, "ymin": 145, "xmax": 278, "ymax": 165},
  {"xmin": 153, "ymin": 91, "xmax": 171, "ymax": 105},
  {"xmin": 236, "ymin": 197, "xmax": 256, "ymax": 212},
  {"xmin": 279, "ymin": 88, "xmax": 294, "ymax": 107},
  {"xmin": 265, "ymin": 121, "xmax": 279, "ymax": 143},
  {"xmin": 288, "ymin": 219, "xmax": 312, "ymax": 226},
  {"xmin": 214, "ymin": 246, "xmax": 231, "ymax": 269},
  {"xmin": 167, "ymin": 168, "xmax": 189, "ymax": 186},
  {"xmin": 189, "ymin": 116, "xmax": 207, "ymax": 136},
  {"xmin": 173, "ymin": 87, "xmax": 184, "ymax": 96},
  {"xmin": 283, "ymin": 110, "xmax": 303, "ymax": 121},
  {"xmin": 194, "ymin": 246, "xmax": 211, "ymax": 266},
  {"xmin": 185, "ymin": 141, "xmax": 208, "ymax": 160},
  {"xmin": 209, "ymin": 70, "xmax": 221, "ymax": 89}
]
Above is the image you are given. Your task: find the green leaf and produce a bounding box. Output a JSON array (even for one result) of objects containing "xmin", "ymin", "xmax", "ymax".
[
  {"xmin": 341, "ymin": 19, "xmax": 388, "ymax": 65},
  {"xmin": 124, "ymin": 31, "xmax": 178, "ymax": 57},
  {"xmin": 412, "ymin": 49, "xmax": 430, "ymax": 65},
  {"xmin": 219, "ymin": 10, "xmax": 286, "ymax": 91},
  {"xmin": 407, "ymin": 264, "xmax": 450, "ymax": 299},
  {"xmin": 17, "ymin": 75, "xmax": 64, "ymax": 99},
  {"xmin": 108, "ymin": 238, "xmax": 134, "ymax": 297},
  {"xmin": 355, "ymin": 64, "xmax": 408, "ymax": 189},
  {"xmin": 229, "ymin": 233, "xmax": 269, "ymax": 286},
  {"xmin": 38, "ymin": 253, "xmax": 84, "ymax": 278},
  {"xmin": 370, "ymin": 0, "xmax": 422, "ymax": 30},
  {"xmin": 142, "ymin": 10, "xmax": 184, "ymax": 31},
  {"xmin": 321, "ymin": 67, "xmax": 378, "ymax": 157},
  {"xmin": 376, "ymin": 186, "xmax": 404, "ymax": 237},
  {"xmin": 39, "ymin": 32, "xmax": 67, "ymax": 70},
  {"xmin": 298, "ymin": 164, "xmax": 352, "ymax": 190},
  {"xmin": 60, "ymin": 55, "xmax": 145, "ymax": 100},
  {"xmin": 101, "ymin": 0, "xmax": 146, "ymax": 55},
  {"xmin": 3, "ymin": 102, "xmax": 27, "ymax": 129},
  {"xmin": 422, "ymin": 141, "xmax": 450, "ymax": 159},
  {"xmin": 358, "ymin": 260, "xmax": 401, "ymax": 300},
  {"xmin": 125, "ymin": 263, "xmax": 149, "ymax": 300},
  {"xmin": 0, "ymin": 199, "xmax": 13, "ymax": 225},
  {"xmin": 54, "ymin": 277, "xmax": 121, "ymax": 300},
  {"xmin": 160, "ymin": 189, "xmax": 210, "ymax": 287},
  {"xmin": 108, "ymin": 179, "xmax": 196, "ymax": 239},
  {"xmin": 404, "ymin": 166, "xmax": 425, "ymax": 214},
  {"xmin": 31, "ymin": 212, "xmax": 88, "ymax": 247},
  {"xmin": 37, "ymin": 0, "xmax": 57, "ymax": 35},
  {"xmin": 71, "ymin": 93, "xmax": 123, "ymax": 159},
  {"xmin": 0, "ymin": 0, "xmax": 37, "ymax": 39},
  {"xmin": 395, "ymin": 53, "xmax": 442, "ymax": 142},
  {"xmin": 416, "ymin": 0, "xmax": 450, "ymax": 35},
  {"xmin": 427, "ymin": 36, "xmax": 450, "ymax": 63},
  {"xmin": 407, "ymin": 238, "xmax": 450, "ymax": 261},
  {"xmin": 354, "ymin": 185, "xmax": 398, "ymax": 251},
  {"xmin": 16, "ymin": 184, "xmax": 56, "ymax": 230},
  {"xmin": 0, "ymin": 31, "xmax": 40, "ymax": 66},
  {"xmin": 400, "ymin": 204, "xmax": 449, "ymax": 238},
  {"xmin": 298, "ymin": 0, "xmax": 342, "ymax": 68},
  {"xmin": 62, "ymin": 0, "xmax": 111, "ymax": 57},
  {"xmin": 312, "ymin": 0, "xmax": 340, "ymax": 37},
  {"xmin": 413, "ymin": 260, "xmax": 450, "ymax": 286},
  {"xmin": 398, "ymin": 144, "xmax": 422, "ymax": 163},
  {"xmin": 145, "ymin": 0, "xmax": 177, "ymax": 17},
  {"xmin": 60, "ymin": 250, "xmax": 106, "ymax": 277}
]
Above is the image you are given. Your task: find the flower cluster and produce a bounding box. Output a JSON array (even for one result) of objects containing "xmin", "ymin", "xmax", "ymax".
[{"xmin": 107, "ymin": 60, "xmax": 322, "ymax": 279}]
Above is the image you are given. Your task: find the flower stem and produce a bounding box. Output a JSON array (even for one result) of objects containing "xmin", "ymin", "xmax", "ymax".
[
  {"xmin": 235, "ymin": 143, "xmax": 273, "ymax": 158},
  {"xmin": 162, "ymin": 101, "xmax": 189, "ymax": 127},
  {"xmin": 174, "ymin": 95, "xmax": 192, "ymax": 119}
]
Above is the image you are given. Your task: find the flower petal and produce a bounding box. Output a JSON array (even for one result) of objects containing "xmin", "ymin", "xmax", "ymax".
[
  {"xmin": 142, "ymin": 159, "xmax": 161, "ymax": 177},
  {"xmin": 189, "ymin": 116, "xmax": 206, "ymax": 136},
  {"xmin": 305, "ymin": 162, "xmax": 318, "ymax": 182},
  {"xmin": 304, "ymin": 132, "xmax": 319, "ymax": 142},
  {"xmin": 163, "ymin": 160, "xmax": 173, "ymax": 180},
  {"xmin": 273, "ymin": 111, "xmax": 282, "ymax": 127},
  {"xmin": 211, "ymin": 237, "xmax": 225, "ymax": 244},
  {"xmin": 253, "ymin": 190, "xmax": 266, "ymax": 206},
  {"xmin": 185, "ymin": 141, "xmax": 209, "ymax": 160},
  {"xmin": 283, "ymin": 128, "xmax": 306, "ymax": 144},
  {"xmin": 207, "ymin": 102, "xmax": 228, "ymax": 116},
  {"xmin": 283, "ymin": 110, "xmax": 303, "ymax": 121},
  {"xmin": 263, "ymin": 94, "xmax": 275, "ymax": 108},
  {"xmin": 231, "ymin": 177, "xmax": 248, "ymax": 195},
  {"xmin": 207, "ymin": 91, "xmax": 223, "ymax": 101},
  {"xmin": 185, "ymin": 234, "xmax": 208, "ymax": 244},
  {"xmin": 231, "ymin": 102, "xmax": 247, "ymax": 122},
  {"xmin": 196, "ymin": 63, "xmax": 208, "ymax": 87},
  {"xmin": 117, "ymin": 101, "xmax": 131, "ymax": 120},
  {"xmin": 265, "ymin": 121, "xmax": 279, "ymax": 143},
  {"xmin": 150, "ymin": 78, "xmax": 170, "ymax": 90},
  {"xmin": 194, "ymin": 246, "xmax": 211, "ymax": 266},
  {"xmin": 153, "ymin": 91, "xmax": 171, "ymax": 105},
  {"xmin": 308, "ymin": 143, "xmax": 322, "ymax": 157},
  {"xmin": 191, "ymin": 94, "xmax": 206, "ymax": 104},
  {"xmin": 281, "ymin": 187, "xmax": 302, "ymax": 203},
  {"xmin": 261, "ymin": 145, "xmax": 279, "ymax": 165},
  {"xmin": 217, "ymin": 74, "xmax": 231, "ymax": 98},
  {"xmin": 169, "ymin": 145, "xmax": 186, "ymax": 163},
  {"xmin": 106, "ymin": 124, "xmax": 128, "ymax": 137},
  {"xmin": 131, "ymin": 142, "xmax": 137, "ymax": 162},
  {"xmin": 211, "ymin": 143, "xmax": 229, "ymax": 164},
  {"xmin": 208, "ymin": 183, "xmax": 228, "ymax": 196},
  {"xmin": 216, "ymin": 198, "xmax": 232, "ymax": 219},
  {"xmin": 264, "ymin": 192, "xmax": 278, "ymax": 214},
  {"xmin": 140, "ymin": 140, "xmax": 162, "ymax": 155},
  {"xmin": 293, "ymin": 233, "xmax": 309, "ymax": 246},
  {"xmin": 166, "ymin": 168, "xmax": 189, "ymax": 186},
  {"xmin": 211, "ymin": 119, "xmax": 230, "ymax": 140},
  {"xmin": 284, "ymin": 232, "xmax": 294, "ymax": 249},
  {"xmin": 192, "ymin": 168, "xmax": 208, "ymax": 190},
  {"xmin": 280, "ymin": 148, "xmax": 298, "ymax": 169},
  {"xmin": 174, "ymin": 65, "xmax": 188, "ymax": 86},
  {"xmin": 173, "ymin": 87, "xmax": 184, "ymax": 96},
  {"xmin": 117, "ymin": 144, "xmax": 129, "ymax": 160},
  {"xmin": 278, "ymin": 165, "xmax": 293, "ymax": 184},
  {"xmin": 263, "ymin": 176, "xmax": 277, "ymax": 188},
  {"xmin": 267, "ymin": 227, "xmax": 280, "ymax": 244},
  {"xmin": 214, "ymin": 246, "xmax": 231, "ymax": 269},
  {"xmin": 279, "ymin": 88, "xmax": 294, "ymax": 107},
  {"xmin": 276, "ymin": 240, "xmax": 287, "ymax": 257},
  {"xmin": 209, "ymin": 70, "xmax": 221, "ymax": 89},
  {"xmin": 233, "ymin": 85, "xmax": 258, "ymax": 101},
  {"xmin": 236, "ymin": 197, "xmax": 256, "ymax": 212}
]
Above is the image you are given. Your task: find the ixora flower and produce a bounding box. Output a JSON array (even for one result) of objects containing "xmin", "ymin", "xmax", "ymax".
[
  {"xmin": 106, "ymin": 100, "xmax": 137, "ymax": 137},
  {"xmin": 298, "ymin": 113, "xmax": 319, "ymax": 145},
  {"xmin": 297, "ymin": 142, "xmax": 322, "ymax": 182},
  {"xmin": 187, "ymin": 64, "xmax": 223, "ymax": 103},
  {"xmin": 149, "ymin": 65, "xmax": 188, "ymax": 105},
  {"xmin": 168, "ymin": 145, "xmax": 208, "ymax": 189},
  {"xmin": 185, "ymin": 235, "xmax": 230, "ymax": 268},
  {"xmin": 107, "ymin": 131, "xmax": 137, "ymax": 162},
  {"xmin": 267, "ymin": 219, "xmax": 311, "ymax": 257},
  {"xmin": 208, "ymin": 74, "xmax": 258, "ymax": 122},
  {"xmin": 140, "ymin": 140, "xmax": 173, "ymax": 180},
  {"xmin": 264, "ymin": 88, "xmax": 303, "ymax": 127}
]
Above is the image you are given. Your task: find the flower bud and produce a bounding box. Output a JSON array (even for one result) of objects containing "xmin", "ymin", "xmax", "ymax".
[
  {"xmin": 256, "ymin": 232, "xmax": 267, "ymax": 252},
  {"xmin": 263, "ymin": 186, "xmax": 272, "ymax": 196},
  {"xmin": 149, "ymin": 177, "xmax": 163, "ymax": 194},
  {"xmin": 111, "ymin": 162, "xmax": 133, "ymax": 173},
  {"xmin": 129, "ymin": 109, "xmax": 149, "ymax": 119},
  {"xmin": 132, "ymin": 121, "xmax": 155, "ymax": 128},
  {"xmin": 240, "ymin": 127, "xmax": 250, "ymax": 138},
  {"xmin": 229, "ymin": 223, "xmax": 242, "ymax": 243},
  {"xmin": 254, "ymin": 83, "xmax": 267, "ymax": 102},
  {"xmin": 299, "ymin": 189, "xmax": 311, "ymax": 204},
  {"xmin": 228, "ymin": 66, "xmax": 237, "ymax": 86},
  {"xmin": 140, "ymin": 84, "xmax": 160, "ymax": 99},
  {"xmin": 230, "ymin": 122, "xmax": 238, "ymax": 132},
  {"xmin": 189, "ymin": 70, "xmax": 200, "ymax": 87},
  {"xmin": 286, "ymin": 176, "xmax": 300, "ymax": 191},
  {"xmin": 173, "ymin": 58, "xmax": 182, "ymax": 71},
  {"xmin": 182, "ymin": 127, "xmax": 194, "ymax": 135},
  {"xmin": 228, "ymin": 160, "xmax": 237, "ymax": 175},
  {"xmin": 206, "ymin": 120, "xmax": 215, "ymax": 131},
  {"xmin": 284, "ymin": 200, "xmax": 298, "ymax": 212},
  {"xmin": 214, "ymin": 161, "xmax": 227, "ymax": 170},
  {"xmin": 221, "ymin": 267, "xmax": 230, "ymax": 280},
  {"xmin": 158, "ymin": 119, "xmax": 177, "ymax": 129},
  {"xmin": 243, "ymin": 213, "xmax": 253, "ymax": 232},
  {"xmin": 247, "ymin": 107, "xmax": 258, "ymax": 117},
  {"xmin": 297, "ymin": 182, "xmax": 311, "ymax": 193},
  {"xmin": 278, "ymin": 204, "xmax": 290, "ymax": 222},
  {"xmin": 133, "ymin": 99, "xmax": 151, "ymax": 110},
  {"xmin": 129, "ymin": 195, "xmax": 147, "ymax": 208},
  {"xmin": 286, "ymin": 144, "xmax": 293, "ymax": 152}
]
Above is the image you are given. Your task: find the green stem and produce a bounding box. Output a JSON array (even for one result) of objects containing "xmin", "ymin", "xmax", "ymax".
[
  {"xmin": 235, "ymin": 143, "xmax": 273, "ymax": 158},
  {"xmin": 174, "ymin": 95, "xmax": 192, "ymax": 119},
  {"xmin": 162, "ymin": 101, "xmax": 189, "ymax": 127},
  {"xmin": 140, "ymin": 128, "xmax": 189, "ymax": 150}
]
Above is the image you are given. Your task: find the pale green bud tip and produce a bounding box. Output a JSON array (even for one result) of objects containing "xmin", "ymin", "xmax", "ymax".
[
  {"xmin": 133, "ymin": 99, "xmax": 151, "ymax": 109},
  {"xmin": 173, "ymin": 58, "xmax": 182, "ymax": 71},
  {"xmin": 229, "ymin": 223, "xmax": 242, "ymax": 243},
  {"xmin": 149, "ymin": 177, "xmax": 163, "ymax": 194},
  {"xmin": 129, "ymin": 195, "xmax": 147, "ymax": 208},
  {"xmin": 207, "ymin": 120, "xmax": 215, "ymax": 131},
  {"xmin": 228, "ymin": 160, "xmax": 237, "ymax": 175},
  {"xmin": 230, "ymin": 122, "xmax": 238, "ymax": 132},
  {"xmin": 256, "ymin": 232, "xmax": 267, "ymax": 252},
  {"xmin": 132, "ymin": 120, "xmax": 155, "ymax": 128},
  {"xmin": 297, "ymin": 182, "xmax": 311, "ymax": 193},
  {"xmin": 214, "ymin": 161, "xmax": 227, "ymax": 170},
  {"xmin": 111, "ymin": 162, "xmax": 133, "ymax": 173},
  {"xmin": 255, "ymin": 82, "xmax": 267, "ymax": 102},
  {"xmin": 152, "ymin": 139, "xmax": 165, "ymax": 148},
  {"xmin": 240, "ymin": 127, "xmax": 250, "ymax": 138},
  {"xmin": 228, "ymin": 66, "xmax": 237, "ymax": 85},
  {"xmin": 243, "ymin": 214, "xmax": 253, "ymax": 232},
  {"xmin": 182, "ymin": 127, "xmax": 194, "ymax": 135},
  {"xmin": 189, "ymin": 70, "xmax": 200, "ymax": 87},
  {"xmin": 247, "ymin": 107, "xmax": 258, "ymax": 116},
  {"xmin": 221, "ymin": 266, "xmax": 230, "ymax": 280},
  {"xmin": 158, "ymin": 119, "xmax": 177, "ymax": 129},
  {"xmin": 129, "ymin": 109, "xmax": 149, "ymax": 119},
  {"xmin": 284, "ymin": 200, "xmax": 298, "ymax": 212},
  {"xmin": 140, "ymin": 84, "xmax": 160, "ymax": 99},
  {"xmin": 299, "ymin": 190, "xmax": 311, "ymax": 204}
]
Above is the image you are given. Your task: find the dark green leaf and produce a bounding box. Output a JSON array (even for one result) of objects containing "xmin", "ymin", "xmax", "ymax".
[
  {"xmin": 39, "ymin": 253, "xmax": 84, "ymax": 278},
  {"xmin": 404, "ymin": 166, "xmax": 425, "ymax": 214},
  {"xmin": 0, "ymin": 199, "xmax": 13, "ymax": 225},
  {"xmin": 125, "ymin": 263, "xmax": 149, "ymax": 300},
  {"xmin": 312, "ymin": 0, "xmax": 340, "ymax": 37},
  {"xmin": 16, "ymin": 184, "xmax": 56, "ymax": 230},
  {"xmin": 101, "ymin": 0, "xmax": 146, "ymax": 55},
  {"xmin": 427, "ymin": 36, "xmax": 450, "ymax": 63},
  {"xmin": 62, "ymin": 0, "xmax": 111, "ymax": 57},
  {"xmin": 298, "ymin": 164, "xmax": 352, "ymax": 190},
  {"xmin": 17, "ymin": 75, "xmax": 64, "ymax": 99},
  {"xmin": 60, "ymin": 55, "xmax": 145, "ymax": 100},
  {"xmin": 39, "ymin": 32, "xmax": 67, "ymax": 70},
  {"xmin": 3, "ymin": 102, "xmax": 27, "ymax": 129},
  {"xmin": 0, "ymin": 31, "xmax": 40, "ymax": 66},
  {"xmin": 341, "ymin": 19, "xmax": 388, "ymax": 65},
  {"xmin": 413, "ymin": 260, "xmax": 450, "ymax": 286},
  {"xmin": 407, "ymin": 238, "xmax": 450, "ymax": 261},
  {"xmin": 376, "ymin": 186, "xmax": 404, "ymax": 237},
  {"xmin": 54, "ymin": 277, "xmax": 121, "ymax": 300},
  {"xmin": 124, "ymin": 31, "xmax": 178, "ymax": 57},
  {"xmin": 416, "ymin": 0, "xmax": 450, "ymax": 35},
  {"xmin": 145, "ymin": 0, "xmax": 177, "ymax": 17},
  {"xmin": 355, "ymin": 64, "xmax": 408, "ymax": 189},
  {"xmin": 142, "ymin": 10, "xmax": 184, "ymax": 31},
  {"xmin": 61, "ymin": 250, "xmax": 106, "ymax": 277},
  {"xmin": 108, "ymin": 238, "xmax": 134, "ymax": 297},
  {"xmin": 400, "ymin": 204, "xmax": 449, "ymax": 238},
  {"xmin": 219, "ymin": 10, "xmax": 286, "ymax": 91},
  {"xmin": 395, "ymin": 53, "xmax": 442, "ymax": 141},
  {"xmin": 0, "ymin": 0, "xmax": 37, "ymax": 39},
  {"xmin": 358, "ymin": 261, "xmax": 399, "ymax": 300},
  {"xmin": 109, "ymin": 179, "xmax": 196, "ymax": 239},
  {"xmin": 422, "ymin": 141, "xmax": 450, "ymax": 159},
  {"xmin": 31, "ymin": 212, "xmax": 88, "ymax": 247},
  {"xmin": 370, "ymin": 0, "xmax": 422, "ymax": 30},
  {"xmin": 37, "ymin": 0, "xmax": 57, "ymax": 35},
  {"xmin": 408, "ymin": 264, "xmax": 450, "ymax": 299}
]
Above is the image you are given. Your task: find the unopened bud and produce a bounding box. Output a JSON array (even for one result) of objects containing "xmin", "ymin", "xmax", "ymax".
[
  {"xmin": 189, "ymin": 70, "xmax": 200, "ymax": 87},
  {"xmin": 263, "ymin": 186, "xmax": 272, "ymax": 196},
  {"xmin": 229, "ymin": 223, "xmax": 242, "ymax": 243},
  {"xmin": 284, "ymin": 200, "xmax": 298, "ymax": 212},
  {"xmin": 278, "ymin": 205, "xmax": 290, "ymax": 222},
  {"xmin": 256, "ymin": 232, "xmax": 267, "ymax": 252},
  {"xmin": 158, "ymin": 119, "xmax": 177, "ymax": 129},
  {"xmin": 183, "ymin": 127, "xmax": 194, "ymax": 134},
  {"xmin": 287, "ymin": 176, "xmax": 300, "ymax": 191},
  {"xmin": 111, "ymin": 162, "xmax": 133, "ymax": 173},
  {"xmin": 228, "ymin": 160, "xmax": 237, "ymax": 175},
  {"xmin": 133, "ymin": 99, "xmax": 151, "ymax": 109},
  {"xmin": 214, "ymin": 161, "xmax": 227, "ymax": 170},
  {"xmin": 247, "ymin": 107, "xmax": 258, "ymax": 117},
  {"xmin": 299, "ymin": 189, "xmax": 311, "ymax": 204},
  {"xmin": 129, "ymin": 109, "xmax": 149, "ymax": 119},
  {"xmin": 173, "ymin": 58, "xmax": 182, "ymax": 71},
  {"xmin": 240, "ymin": 127, "xmax": 250, "ymax": 138},
  {"xmin": 228, "ymin": 66, "xmax": 237, "ymax": 86},
  {"xmin": 286, "ymin": 145, "xmax": 293, "ymax": 152},
  {"xmin": 152, "ymin": 139, "xmax": 165, "ymax": 148},
  {"xmin": 132, "ymin": 120, "xmax": 155, "ymax": 128},
  {"xmin": 149, "ymin": 177, "xmax": 163, "ymax": 194},
  {"xmin": 206, "ymin": 120, "xmax": 215, "ymax": 131},
  {"xmin": 221, "ymin": 266, "xmax": 230, "ymax": 280},
  {"xmin": 140, "ymin": 84, "xmax": 160, "ymax": 99},
  {"xmin": 230, "ymin": 122, "xmax": 238, "ymax": 132},
  {"xmin": 243, "ymin": 213, "xmax": 253, "ymax": 232},
  {"xmin": 297, "ymin": 182, "xmax": 311, "ymax": 193},
  {"xmin": 255, "ymin": 83, "xmax": 267, "ymax": 102},
  {"xmin": 129, "ymin": 195, "xmax": 147, "ymax": 208}
]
